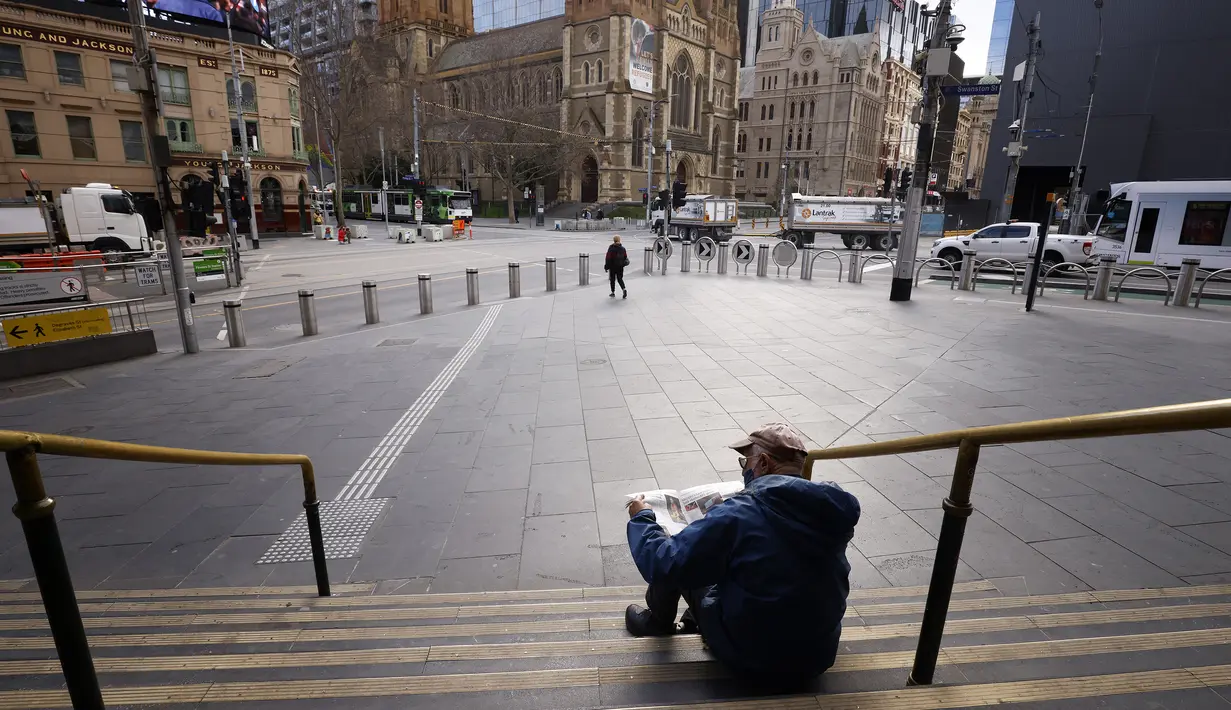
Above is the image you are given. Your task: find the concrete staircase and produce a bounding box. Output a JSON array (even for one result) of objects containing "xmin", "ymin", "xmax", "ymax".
[{"xmin": 2, "ymin": 578, "xmax": 1231, "ymax": 708}]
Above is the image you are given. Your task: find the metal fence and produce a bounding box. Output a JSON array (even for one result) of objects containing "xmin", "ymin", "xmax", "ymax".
[{"xmin": 0, "ymin": 299, "xmax": 150, "ymax": 352}]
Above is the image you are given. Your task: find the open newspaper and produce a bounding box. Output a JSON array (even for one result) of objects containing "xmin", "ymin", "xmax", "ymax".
[{"xmin": 627, "ymin": 480, "xmax": 745, "ymax": 536}]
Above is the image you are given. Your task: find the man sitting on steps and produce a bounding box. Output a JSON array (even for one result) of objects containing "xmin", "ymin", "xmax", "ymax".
[{"xmin": 624, "ymin": 423, "xmax": 861, "ymax": 682}]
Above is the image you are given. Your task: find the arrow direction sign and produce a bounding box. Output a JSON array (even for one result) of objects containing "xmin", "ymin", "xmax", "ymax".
[
  {"xmin": 8, "ymin": 325, "xmax": 27, "ymax": 340},
  {"xmin": 653, "ymin": 237, "xmax": 672, "ymax": 260},
  {"xmin": 732, "ymin": 240, "xmax": 755, "ymax": 264}
]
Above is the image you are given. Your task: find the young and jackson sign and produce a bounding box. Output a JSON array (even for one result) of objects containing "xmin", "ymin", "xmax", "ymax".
[{"xmin": 0, "ymin": 21, "xmax": 134, "ymax": 56}]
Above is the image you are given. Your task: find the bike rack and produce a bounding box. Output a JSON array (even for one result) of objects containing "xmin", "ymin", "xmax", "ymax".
[
  {"xmin": 913, "ymin": 257, "xmax": 958, "ymax": 290},
  {"xmin": 1038, "ymin": 263, "xmax": 1093, "ymax": 300},
  {"xmin": 1113, "ymin": 267, "xmax": 1174, "ymax": 305},
  {"xmin": 1194, "ymin": 268, "xmax": 1231, "ymax": 308},
  {"xmin": 971, "ymin": 258, "xmax": 1022, "ymax": 295},
  {"xmin": 809, "ymin": 250, "xmax": 846, "ymax": 282},
  {"xmin": 860, "ymin": 253, "xmax": 896, "ymax": 270}
]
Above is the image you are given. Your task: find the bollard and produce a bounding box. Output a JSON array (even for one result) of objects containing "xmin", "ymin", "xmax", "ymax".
[
  {"xmin": 298, "ymin": 289, "xmax": 318, "ymax": 336},
  {"xmin": 362, "ymin": 280, "xmax": 379, "ymax": 324},
  {"xmin": 756, "ymin": 243, "xmax": 770, "ymax": 277},
  {"xmin": 644, "ymin": 247, "xmax": 653, "ymax": 275},
  {"xmin": 1091, "ymin": 254, "xmax": 1116, "ymax": 301},
  {"xmin": 848, "ymin": 247, "xmax": 866, "ymax": 283},
  {"xmin": 800, "ymin": 244, "xmax": 815, "ymax": 280},
  {"xmin": 1173, "ymin": 257, "xmax": 1201, "ymax": 307},
  {"xmin": 717, "ymin": 241, "xmax": 729, "ymax": 274},
  {"xmin": 418, "ymin": 274, "xmax": 433, "ymax": 314},
  {"xmin": 508, "ymin": 262, "xmax": 521, "ymax": 298},
  {"xmin": 466, "ymin": 268, "xmax": 480, "ymax": 305},
  {"xmin": 579, "ymin": 253, "xmax": 590, "ymax": 285},
  {"xmin": 223, "ymin": 299, "xmax": 246, "ymax": 347},
  {"xmin": 546, "ymin": 258, "xmax": 557, "ymax": 291},
  {"xmin": 681, "ymin": 239, "xmax": 692, "ymax": 273},
  {"xmin": 957, "ymin": 250, "xmax": 977, "ymax": 291}
]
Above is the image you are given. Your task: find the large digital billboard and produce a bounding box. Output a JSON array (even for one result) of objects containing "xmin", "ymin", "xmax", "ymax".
[{"xmin": 76, "ymin": 0, "xmax": 271, "ymax": 40}]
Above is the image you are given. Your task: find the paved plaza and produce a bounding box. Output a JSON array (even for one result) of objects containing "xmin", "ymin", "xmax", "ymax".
[{"xmin": 3, "ymin": 245, "xmax": 1231, "ymax": 600}]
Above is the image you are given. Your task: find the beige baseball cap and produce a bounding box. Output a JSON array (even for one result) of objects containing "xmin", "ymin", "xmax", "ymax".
[{"xmin": 729, "ymin": 422, "xmax": 809, "ymax": 458}]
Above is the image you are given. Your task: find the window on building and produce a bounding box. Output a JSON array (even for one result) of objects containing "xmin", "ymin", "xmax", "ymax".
[
  {"xmin": 737, "ymin": 132, "xmax": 746, "ymax": 152},
  {"xmin": 55, "ymin": 52, "xmax": 84, "ymax": 87},
  {"xmin": 165, "ymin": 118, "xmax": 196, "ymax": 145},
  {"xmin": 596, "ymin": 59, "xmax": 604, "ymax": 83},
  {"xmin": 809, "ymin": 101, "xmax": 815, "ymax": 119},
  {"xmin": 757, "ymin": 137, "xmax": 763, "ymax": 151},
  {"xmin": 226, "ymin": 77, "xmax": 257, "ymax": 111},
  {"xmin": 230, "ymin": 118, "xmax": 260, "ymax": 152},
  {"xmin": 801, "ymin": 73, "xmax": 808, "ymax": 87},
  {"xmin": 553, "ymin": 67, "xmax": 563, "ymax": 98},
  {"xmin": 66, "ymin": 116, "xmax": 96, "ymax": 160},
  {"xmin": 439, "ymin": 0, "xmax": 448, "ymax": 13},
  {"xmin": 632, "ymin": 110, "xmax": 645, "ymax": 167},
  {"xmin": 583, "ymin": 62, "xmax": 591, "ymax": 84},
  {"xmin": 0, "ymin": 43, "xmax": 24, "ymax": 79},
  {"xmin": 291, "ymin": 125, "xmax": 303, "ymax": 153},
  {"xmin": 772, "ymin": 76, "xmax": 777, "ymax": 89},
  {"xmin": 670, "ymin": 54, "xmax": 693, "ymax": 128},
  {"xmin": 428, "ymin": 40, "xmax": 434, "ymax": 57},
  {"xmin": 119, "ymin": 121, "xmax": 146, "ymax": 162},
  {"xmin": 288, "ymin": 86, "xmax": 300, "ymax": 118},
  {"xmin": 792, "ymin": 72, "xmax": 798, "ymax": 87},
  {"xmin": 712, "ymin": 126, "xmax": 720, "ymax": 165},
  {"xmin": 110, "ymin": 60, "xmax": 132, "ymax": 92},
  {"xmin": 766, "ymin": 137, "xmax": 772, "ymax": 151},
  {"xmin": 768, "ymin": 104, "xmax": 774, "ymax": 120},
  {"xmin": 789, "ymin": 102, "xmax": 795, "ymax": 119},
  {"xmin": 804, "ymin": 161, "xmax": 810, "ymax": 179},
  {"xmin": 5, "ymin": 110, "xmax": 38, "ymax": 157},
  {"xmin": 760, "ymin": 105, "xmax": 766, "ymax": 121},
  {"xmin": 806, "ymin": 130, "xmax": 812, "ymax": 150},
  {"xmin": 755, "ymin": 162, "xmax": 761, "ymax": 179},
  {"xmin": 786, "ymin": 130, "xmax": 793, "ymax": 150},
  {"xmin": 812, "ymin": 70, "xmax": 818, "ymax": 84},
  {"xmin": 158, "ymin": 66, "xmax": 191, "ymax": 105}
]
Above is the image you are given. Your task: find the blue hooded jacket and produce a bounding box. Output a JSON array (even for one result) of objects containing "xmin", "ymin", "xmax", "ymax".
[{"xmin": 627, "ymin": 474, "xmax": 860, "ymax": 678}]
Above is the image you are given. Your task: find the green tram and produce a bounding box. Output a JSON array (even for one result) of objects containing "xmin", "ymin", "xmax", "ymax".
[{"xmin": 339, "ymin": 188, "xmax": 473, "ymax": 224}]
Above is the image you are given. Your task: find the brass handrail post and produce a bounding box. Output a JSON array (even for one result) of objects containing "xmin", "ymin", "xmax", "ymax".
[
  {"xmin": 908, "ymin": 437, "xmax": 979, "ymax": 686},
  {"xmin": 300, "ymin": 461, "xmax": 330, "ymax": 597},
  {"xmin": 6, "ymin": 446, "xmax": 105, "ymax": 710}
]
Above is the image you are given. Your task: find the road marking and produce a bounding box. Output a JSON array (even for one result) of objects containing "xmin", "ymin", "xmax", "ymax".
[
  {"xmin": 335, "ymin": 305, "xmax": 502, "ymax": 500},
  {"xmin": 252, "ymin": 254, "xmax": 272, "ymax": 271},
  {"xmin": 864, "ymin": 261, "xmax": 895, "ymax": 272}
]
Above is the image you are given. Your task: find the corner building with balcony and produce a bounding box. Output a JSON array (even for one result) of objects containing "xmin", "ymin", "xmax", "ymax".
[
  {"xmin": 0, "ymin": 0, "xmax": 311, "ymax": 235},
  {"xmin": 377, "ymin": 0, "xmax": 742, "ymax": 204}
]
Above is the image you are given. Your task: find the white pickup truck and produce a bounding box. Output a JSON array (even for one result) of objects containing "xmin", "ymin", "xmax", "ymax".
[{"xmin": 930, "ymin": 222, "xmax": 1094, "ymax": 269}]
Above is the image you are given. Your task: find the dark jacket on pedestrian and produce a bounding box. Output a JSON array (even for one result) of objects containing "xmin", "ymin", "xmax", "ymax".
[
  {"xmin": 627, "ymin": 474, "xmax": 860, "ymax": 679},
  {"xmin": 605, "ymin": 243, "xmax": 628, "ymax": 271}
]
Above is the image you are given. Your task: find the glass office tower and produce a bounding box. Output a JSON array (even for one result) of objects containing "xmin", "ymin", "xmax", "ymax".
[
  {"xmin": 472, "ymin": 0, "xmax": 565, "ymax": 32},
  {"xmin": 754, "ymin": 0, "xmax": 930, "ymax": 63},
  {"xmin": 986, "ymin": 0, "xmax": 1013, "ymax": 76}
]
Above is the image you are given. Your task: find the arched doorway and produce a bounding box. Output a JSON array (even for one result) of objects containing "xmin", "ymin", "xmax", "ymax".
[
  {"xmin": 580, "ymin": 156, "xmax": 599, "ymax": 203},
  {"xmin": 260, "ymin": 177, "xmax": 283, "ymax": 232},
  {"xmin": 675, "ymin": 160, "xmax": 688, "ymax": 185},
  {"xmin": 297, "ymin": 180, "xmax": 308, "ymax": 231}
]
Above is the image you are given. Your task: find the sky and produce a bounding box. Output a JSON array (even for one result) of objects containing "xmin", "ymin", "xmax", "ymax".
[{"xmin": 952, "ymin": 0, "xmax": 997, "ymax": 77}]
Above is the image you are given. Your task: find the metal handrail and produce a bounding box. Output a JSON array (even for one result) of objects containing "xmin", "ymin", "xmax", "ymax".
[
  {"xmin": 1194, "ymin": 267, "xmax": 1231, "ymax": 308},
  {"xmin": 1114, "ymin": 267, "xmax": 1174, "ymax": 304},
  {"xmin": 0, "ymin": 297, "xmax": 144, "ymax": 320},
  {"xmin": 1, "ymin": 430, "xmax": 330, "ymax": 709},
  {"xmin": 801, "ymin": 396, "xmax": 1231, "ymax": 689},
  {"xmin": 809, "ymin": 250, "xmax": 845, "ymax": 282},
  {"xmin": 914, "ymin": 257, "xmax": 957, "ymax": 289},
  {"xmin": 971, "ymin": 258, "xmax": 1022, "ymax": 294},
  {"xmin": 1038, "ymin": 263, "xmax": 1092, "ymax": 299},
  {"xmin": 860, "ymin": 253, "xmax": 895, "ymax": 269}
]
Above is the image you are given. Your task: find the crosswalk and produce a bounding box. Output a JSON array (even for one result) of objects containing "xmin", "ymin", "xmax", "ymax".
[{"xmin": 1, "ymin": 577, "xmax": 1230, "ymax": 708}]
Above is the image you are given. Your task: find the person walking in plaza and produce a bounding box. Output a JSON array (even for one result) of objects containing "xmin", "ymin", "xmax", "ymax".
[
  {"xmin": 623, "ymin": 423, "xmax": 861, "ymax": 683},
  {"xmin": 604, "ymin": 235, "xmax": 629, "ymax": 299}
]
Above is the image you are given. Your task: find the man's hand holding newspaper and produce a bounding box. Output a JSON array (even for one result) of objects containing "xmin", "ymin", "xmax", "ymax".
[{"xmin": 625, "ymin": 480, "xmax": 745, "ymax": 535}]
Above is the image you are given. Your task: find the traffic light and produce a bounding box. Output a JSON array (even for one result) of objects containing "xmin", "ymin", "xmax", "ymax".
[
  {"xmin": 671, "ymin": 180, "xmax": 687, "ymax": 209},
  {"xmin": 207, "ymin": 162, "xmax": 220, "ymax": 185}
]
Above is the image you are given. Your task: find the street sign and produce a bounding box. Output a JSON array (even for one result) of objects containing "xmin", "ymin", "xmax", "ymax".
[
  {"xmin": 731, "ymin": 239, "xmax": 755, "ymax": 264},
  {"xmin": 942, "ymin": 83, "xmax": 1001, "ymax": 97},
  {"xmin": 3, "ymin": 307, "xmax": 111, "ymax": 348},
  {"xmin": 193, "ymin": 252, "xmax": 226, "ymax": 282},
  {"xmin": 653, "ymin": 236, "xmax": 673, "ymax": 261},
  {"xmin": 694, "ymin": 237, "xmax": 716, "ymax": 262},
  {"xmin": 772, "ymin": 241, "xmax": 798, "ymax": 267},
  {"xmin": 0, "ymin": 270, "xmax": 89, "ymax": 307},
  {"xmin": 414, "ymin": 198, "xmax": 424, "ymax": 222},
  {"xmin": 135, "ymin": 264, "xmax": 161, "ymax": 287}
]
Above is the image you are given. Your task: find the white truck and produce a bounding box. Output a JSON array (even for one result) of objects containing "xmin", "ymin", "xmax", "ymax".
[
  {"xmin": 782, "ymin": 194, "xmax": 903, "ymax": 251},
  {"xmin": 0, "ymin": 184, "xmax": 153, "ymax": 256},
  {"xmin": 657, "ymin": 195, "xmax": 739, "ymax": 241},
  {"xmin": 929, "ymin": 222, "xmax": 1094, "ymax": 269}
]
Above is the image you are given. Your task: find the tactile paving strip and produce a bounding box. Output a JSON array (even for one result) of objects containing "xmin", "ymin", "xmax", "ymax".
[{"xmin": 257, "ymin": 499, "xmax": 388, "ymax": 564}]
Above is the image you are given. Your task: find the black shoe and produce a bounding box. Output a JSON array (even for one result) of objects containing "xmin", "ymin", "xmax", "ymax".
[
  {"xmin": 679, "ymin": 609, "xmax": 700, "ymax": 635},
  {"xmin": 622, "ymin": 290, "xmax": 628, "ymax": 299},
  {"xmin": 625, "ymin": 604, "xmax": 675, "ymax": 637},
  {"xmin": 609, "ymin": 292, "xmax": 615, "ymax": 298}
]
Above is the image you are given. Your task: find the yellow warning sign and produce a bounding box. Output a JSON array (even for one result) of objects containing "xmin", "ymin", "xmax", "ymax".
[{"xmin": 3, "ymin": 308, "xmax": 111, "ymax": 348}]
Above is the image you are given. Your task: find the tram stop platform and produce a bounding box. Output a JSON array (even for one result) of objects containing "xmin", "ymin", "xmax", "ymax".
[{"xmin": 2, "ymin": 262, "xmax": 1231, "ymax": 708}]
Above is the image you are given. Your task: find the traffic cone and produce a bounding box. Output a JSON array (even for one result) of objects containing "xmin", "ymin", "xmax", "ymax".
[{"xmin": 468, "ymin": 223, "xmax": 473, "ymax": 240}]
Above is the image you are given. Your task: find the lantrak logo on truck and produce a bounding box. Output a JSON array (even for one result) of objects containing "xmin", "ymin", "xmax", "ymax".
[{"xmin": 800, "ymin": 208, "xmax": 836, "ymax": 219}]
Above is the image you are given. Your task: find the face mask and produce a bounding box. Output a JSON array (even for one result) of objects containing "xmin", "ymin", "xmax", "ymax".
[{"xmin": 742, "ymin": 467, "xmax": 756, "ymax": 487}]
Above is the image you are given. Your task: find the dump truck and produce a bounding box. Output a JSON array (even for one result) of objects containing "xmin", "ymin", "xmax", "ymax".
[
  {"xmin": 656, "ymin": 195, "xmax": 739, "ymax": 241},
  {"xmin": 781, "ymin": 194, "xmax": 903, "ymax": 250}
]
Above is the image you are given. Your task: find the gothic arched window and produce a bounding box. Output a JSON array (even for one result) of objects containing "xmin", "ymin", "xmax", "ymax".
[{"xmin": 670, "ymin": 53, "xmax": 693, "ymax": 128}]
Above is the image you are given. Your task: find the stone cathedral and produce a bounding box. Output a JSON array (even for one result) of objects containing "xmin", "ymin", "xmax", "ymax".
[{"xmin": 376, "ymin": 0, "xmax": 741, "ymax": 205}]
